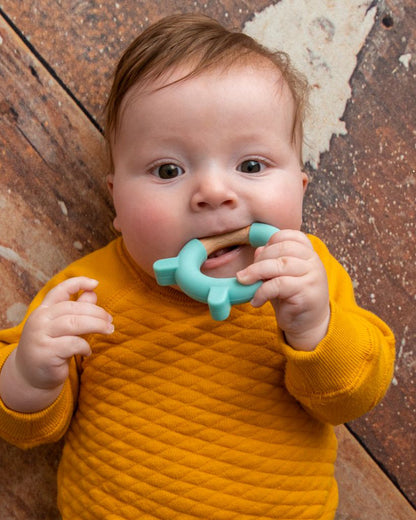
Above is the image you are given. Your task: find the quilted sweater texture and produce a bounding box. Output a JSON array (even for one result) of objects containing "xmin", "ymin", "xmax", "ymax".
[{"xmin": 0, "ymin": 236, "xmax": 395, "ymax": 520}]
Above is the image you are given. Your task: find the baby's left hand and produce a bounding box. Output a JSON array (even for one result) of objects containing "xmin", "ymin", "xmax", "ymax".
[{"xmin": 237, "ymin": 230, "xmax": 330, "ymax": 351}]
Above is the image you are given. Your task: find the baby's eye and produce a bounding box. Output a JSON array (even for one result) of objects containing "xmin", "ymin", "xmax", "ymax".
[
  {"xmin": 237, "ymin": 160, "xmax": 263, "ymax": 174},
  {"xmin": 154, "ymin": 163, "xmax": 184, "ymax": 179}
]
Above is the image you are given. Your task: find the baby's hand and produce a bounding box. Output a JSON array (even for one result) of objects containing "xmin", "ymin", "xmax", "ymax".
[
  {"xmin": 0, "ymin": 277, "xmax": 113, "ymax": 412},
  {"xmin": 237, "ymin": 230, "xmax": 330, "ymax": 351}
]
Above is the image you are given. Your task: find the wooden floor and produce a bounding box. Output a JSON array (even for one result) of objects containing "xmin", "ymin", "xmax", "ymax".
[{"xmin": 0, "ymin": 0, "xmax": 414, "ymax": 518}]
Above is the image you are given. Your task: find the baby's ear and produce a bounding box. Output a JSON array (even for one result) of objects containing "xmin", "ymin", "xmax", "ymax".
[
  {"xmin": 106, "ymin": 175, "xmax": 115, "ymax": 196},
  {"xmin": 106, "ymin": 175, "xmax": 121, "ymax": 232}
]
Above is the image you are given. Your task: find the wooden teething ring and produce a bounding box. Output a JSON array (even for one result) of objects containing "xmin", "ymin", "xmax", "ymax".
[
  {"xmin": 153, "ymin": 222, "xmax": 279, "ymax": 320},
  {"xmin": 199, "ymin": 226, "xmax": 251, "ymax": 256}
]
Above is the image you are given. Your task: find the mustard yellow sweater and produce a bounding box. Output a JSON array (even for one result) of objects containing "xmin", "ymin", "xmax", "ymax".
[{"xmin": 0, "ymin": 237, "xmax": 395, "ymax": 520}]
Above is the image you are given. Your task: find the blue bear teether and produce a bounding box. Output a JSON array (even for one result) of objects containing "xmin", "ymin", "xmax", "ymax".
[{"xmin": 153, "ymin": 222, "xmax": 279, "ymax": 320}]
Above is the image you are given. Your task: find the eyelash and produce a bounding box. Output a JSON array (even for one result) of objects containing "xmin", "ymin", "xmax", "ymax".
[
  {"xmin": 149, "ymin": 162, "xmax": 185, "ymax": 180},
  {"xmin": 237, "ymin": 158, "xmax": 269, "ymax": 174},
  {"xmin": 148, "ymin": 157, "xmax": 270, "ymax": 179}
]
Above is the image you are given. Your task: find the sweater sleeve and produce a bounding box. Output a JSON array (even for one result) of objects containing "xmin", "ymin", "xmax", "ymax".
[
  {"xmin": 0, "ymin": 273, "xmax": 80, "ymax": 449},
  {"xmin": 282, "ymin": 236, "xmax": 395, "ymax": 425}
]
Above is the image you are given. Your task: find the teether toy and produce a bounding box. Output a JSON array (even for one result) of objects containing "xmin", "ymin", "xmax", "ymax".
[{"xmin": 153, "ymin": 222, "xmax": 279, "ymax": 320}]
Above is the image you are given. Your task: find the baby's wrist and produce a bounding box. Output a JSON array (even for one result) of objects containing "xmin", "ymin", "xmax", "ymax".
[
  {"xmin": 0, "ymin": 350, "xmax": 64, "ymax": 413},
  {"xmin": 284, "ymin": 314, "xmax": 330, "ymax": 352}
]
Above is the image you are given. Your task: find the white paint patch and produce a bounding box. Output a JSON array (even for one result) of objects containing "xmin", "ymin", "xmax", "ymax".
[
  {"xmin": 244, "ymin": 0, "xmax": 377, "ymax": 168},
  {"xmin": 6, "ymin": 302, "xmax": 28, "ymax": 325},
  {"xmin": 58, "ymin": 200, "xmax": 68, "ymax": 216},
  {"xmin": 0, "ymin": 245, "xmax": 49, "ymax": 283},
  {"xmin": 399, "ymin": 53, "xmax": 412, "ymax": 70}
]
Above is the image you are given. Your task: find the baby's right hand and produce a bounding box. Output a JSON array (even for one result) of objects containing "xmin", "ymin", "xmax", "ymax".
[{"xmin": 0, "ymin": 277, "xmax": 113, "ymax": 412}]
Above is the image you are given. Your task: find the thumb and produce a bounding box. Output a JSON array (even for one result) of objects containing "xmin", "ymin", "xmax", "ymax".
[{"xmin": 76, "ymin": 290, "xmax": 98, "ymax": 304}]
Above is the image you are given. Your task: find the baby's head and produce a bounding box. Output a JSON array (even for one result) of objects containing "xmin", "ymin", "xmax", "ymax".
[
  {"xmin": 105, "ymin": 14, "xmax": 310, "ymax": 280},
  {"xmin": 105, "ymin": 13, "xmax": 309, "ymax": 169}
]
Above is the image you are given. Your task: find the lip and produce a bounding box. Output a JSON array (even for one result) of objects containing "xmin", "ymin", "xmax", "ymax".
[
  {"xmin": 201, "ymin": 244, "xmax": 246, "ymax": 271},
  {"xmin": 198, "ymin": 226, "xmax": 246, "ymax": 241},
  {"xmin": 196, "ymin": 225, "xmax": 251, "ymax": 271}
]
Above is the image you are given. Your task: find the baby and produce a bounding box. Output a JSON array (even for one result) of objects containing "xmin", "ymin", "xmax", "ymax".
[{"xmin": 0, "ymin": 14, "xmax": 395, "ymax": 520}]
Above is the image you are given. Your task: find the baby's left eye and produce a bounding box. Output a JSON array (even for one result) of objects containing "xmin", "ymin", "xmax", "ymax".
[
  {"xmin": 154, "ymin": 163, "xmax": 184, "ymax": 179},
  {"xmin": 237, "ymin": 160, "xmax": 263, "ymax": 174}
]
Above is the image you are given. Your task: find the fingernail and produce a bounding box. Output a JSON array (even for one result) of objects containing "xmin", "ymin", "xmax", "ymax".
[
  {"xmin": 254, "ymin": 246, "xmax": 264, "ymax": 259},
  {"xmin": 237, "ymin": 271, "xmax": 249, "ymax": 283},
  {"xmin": 108, "ymin": 324, "xmax": 115, "ymax": 333}
]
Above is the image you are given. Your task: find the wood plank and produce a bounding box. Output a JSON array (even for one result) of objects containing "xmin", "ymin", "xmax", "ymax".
[
  {"xmin": 335, "ymin": 426, "xmax": 416, "ymax": 520},
  {"xmin": 0, "ymin": 12, "xmax": 114, "ymax": 518},
  {"xmin": 0, "ymin": 15, "xmax": 115, "ymax": 321},
  {"xmin": 0, "ymin": 441, "xmax": 61, "ymax": 520},
  {"xmin": 0, "ymin": 0, "xmax": 415, "ymax": 517},
  {"xmin": 303, "ymin": 0, "xmax": 416, "ymax": 504},
  {"xmin": 0, "ymin": 0, "xmax": 274, "ymax": 129}
]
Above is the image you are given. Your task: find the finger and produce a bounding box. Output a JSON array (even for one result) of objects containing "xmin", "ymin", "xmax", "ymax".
[
  {"xmin": 76, "ymin": 290, "xmax": 98, "ymax": 304},
  {"xmin": 237, "ymin": 257, "xmax": 308, "ymax": 285},
  {"xmin": 258, "ymin": 240, "xmax": 313, "ymax": 262},
  {"xmin": 48, "ymin": 315, "xmax": 114, "ymax": 338},
  {"xmin": 251, "ymin": 276, "xmax": 301, "ymax": 308},
  {"xmin": 267, "ymin": 229, "xmax": 313, "ymax": 249},
  {"xmin": 46, "ymin": 300, "xmax": 113, "ymax": 323},
  {"xmin": 51, "ymin": 336, "xmax": 92, "ymax": 360},
  {"xmin": 41, "ymin": 277, "xmax": 99, "ymax": 307}
]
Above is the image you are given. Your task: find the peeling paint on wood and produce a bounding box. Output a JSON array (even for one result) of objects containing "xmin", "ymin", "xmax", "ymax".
[
  {"xmin": 0, "ymin": 0, "xmax": 415, "ymax": 517},
  {"xmin": 244, "ymin": 0, "xmax": 377, "ymax": 168}
]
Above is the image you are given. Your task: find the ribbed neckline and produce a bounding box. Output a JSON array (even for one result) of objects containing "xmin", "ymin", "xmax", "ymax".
[{"xmin": 118, "ymin": 237, "xmax": 207, "ymax": 309}]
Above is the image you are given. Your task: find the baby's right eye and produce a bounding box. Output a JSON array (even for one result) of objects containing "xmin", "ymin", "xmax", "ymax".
[{"xmin": 153, "ymin": 163, "xmax": 184, "ymax": 179}]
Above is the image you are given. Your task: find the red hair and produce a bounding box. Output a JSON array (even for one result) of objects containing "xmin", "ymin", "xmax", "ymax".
[{"xmin": 105, "ymin": 14, "xmax": 309, "ymax": 169}]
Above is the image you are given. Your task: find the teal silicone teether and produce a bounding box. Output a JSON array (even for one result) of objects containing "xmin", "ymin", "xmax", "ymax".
[{"xmin": 153, "ymin": 222, "xmax": 279, "ymax": 320}]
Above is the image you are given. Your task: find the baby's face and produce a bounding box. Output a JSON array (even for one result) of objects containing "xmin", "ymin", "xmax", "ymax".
[{"xmin": 108, "ymin": 63, "xmax": 308, "ymax": 279}]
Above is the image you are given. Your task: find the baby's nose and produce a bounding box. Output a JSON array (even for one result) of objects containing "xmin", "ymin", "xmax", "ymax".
[{"xmin": 190, "ymin": 173, "xmax": 238, "ymax": 211}]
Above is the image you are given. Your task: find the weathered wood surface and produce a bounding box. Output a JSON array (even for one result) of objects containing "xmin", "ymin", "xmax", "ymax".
[
  {"xmin": 0, "ymin": 13, "xmax": 115, "ymax": 316},
  {"xmin": 0, "ymin": 12, "xmax": 115, "ymax": 518},
  {"xmin": 0, "ymin": 0, "xmax": 415, "ymax": 517},
  {"xmin": 304, "ymin": 0, "xmax": 416, "ymax": 506},
  {"xmin": 334, "ymin": 426, "xmax": 416, "ymax": 520}
]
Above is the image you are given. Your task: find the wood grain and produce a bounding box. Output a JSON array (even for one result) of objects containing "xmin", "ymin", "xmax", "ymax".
[
  {"xmin": 0, "ymin": 15, "xmax": 115, "ymax": 322},
  {"xmin": 303, "ymin": 0, "xmax": 416, "ymax": 503},
  {"xmin": 200, "ymin": 226, "xmax": 251, "ymax": 255},
  {"xmin": 0, "ymin": 0, "xmax": 414, "ymax": 517},
  {"xmin": 0, "ymin": 12, "xmax": 115, "ymax": 518},
  {"xmin": 0, "ymin": 0, "xmax": 274, "ymax": 129},
  {"xmin": 335, "ymin": 426, "xmax": 416, "ymax": 520}
]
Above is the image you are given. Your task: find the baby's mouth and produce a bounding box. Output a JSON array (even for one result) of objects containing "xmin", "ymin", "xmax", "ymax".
[
  {"xmin": 202, "ymin": 244, "xmax": 246, "ymax": 275},
  {"xmin": 199, "ymin": 226, "xmax": 251, "ymax": 272},
  {"xmin": 207, "ymin": 245, "xmax": 240, "ymax": 259}
]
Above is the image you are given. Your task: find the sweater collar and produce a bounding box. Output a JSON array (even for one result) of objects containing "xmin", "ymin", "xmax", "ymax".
[{"xmin": 118, "ymin": 237, "xmax": 205, "ymax": 308}]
